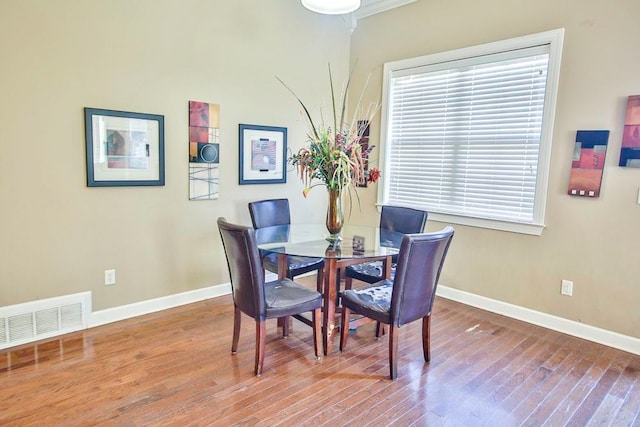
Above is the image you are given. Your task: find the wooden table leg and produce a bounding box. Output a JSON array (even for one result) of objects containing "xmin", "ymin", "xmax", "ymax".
[
  {"xmin": 379, "ymin": 255, "xmax": 392, "ymax": 336},
  {"xmin": 277, "ymin": 253, "xmax": 287, "ymax": 280},
  {"xmin": 277, "ymin": 253, "xmax": 289, "ymax": 336},
  {"xmin": 323, "ymin": 258, "xmax": 337, "ymax": 355},
  {"xmin": 382, "ymin": 256, "xmax": 392, "ymax": 280}
]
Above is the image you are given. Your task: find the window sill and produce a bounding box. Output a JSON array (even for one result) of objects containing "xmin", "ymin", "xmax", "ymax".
[{"xmin": 428, "ymin": 212, "xmax": 545, "ymax": 236}]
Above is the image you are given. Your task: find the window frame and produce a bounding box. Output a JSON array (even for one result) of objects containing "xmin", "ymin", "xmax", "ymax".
[{"xmin": 377, "ymin": 29, "xmax": 565, "ymax": 235}]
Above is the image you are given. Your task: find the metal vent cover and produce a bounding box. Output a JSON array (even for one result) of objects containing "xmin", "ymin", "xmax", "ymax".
[{"xmin": 0, "ymin": 292, "xmax": 91, "ymax": 350}]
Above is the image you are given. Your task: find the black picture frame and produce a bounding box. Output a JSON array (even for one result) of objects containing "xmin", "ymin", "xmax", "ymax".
[
  {"xmin": 238, "ymin": 123, "xmax": 287, "ymax": 185},
  {"xmin": 84, "ymin": 107, "xmax": 165, "ymax": 187}
]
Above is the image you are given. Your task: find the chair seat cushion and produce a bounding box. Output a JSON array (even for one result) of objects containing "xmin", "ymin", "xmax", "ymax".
[
  {"xmin": 340, "ymin": 280, "xmax": 393, "ymax": 324},
  {"xmin": 264, "ymin": 278, "xmax": 322, "ymax": 319},
  {"xmin": 262, "ymin": 252, "xmax": 324, "ymax": 277},
  {"xmin": 345, "ymin": 261, "xmax": 397, "ymax": 284}
]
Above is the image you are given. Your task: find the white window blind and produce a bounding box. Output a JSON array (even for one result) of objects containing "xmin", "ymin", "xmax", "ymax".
[{"xmin": 380, "ymin": 30, "xmax": 564, "ymax": 234}]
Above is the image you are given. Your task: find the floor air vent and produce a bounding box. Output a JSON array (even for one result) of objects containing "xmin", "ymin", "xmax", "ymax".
[{"xmin": 0, "ymin": 292, "xmax": 91, "ymax": 350}]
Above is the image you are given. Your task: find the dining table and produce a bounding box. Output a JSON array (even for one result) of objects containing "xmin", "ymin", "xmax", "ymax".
[{"xmin": 255, "ymin": 223, "xmax": 404, "ymax": 355}]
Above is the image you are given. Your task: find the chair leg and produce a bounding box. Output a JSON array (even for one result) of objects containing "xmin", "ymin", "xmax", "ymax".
[
  {"xmin": 232, "ymin": 306, "xmax": 241, "ymax": 354},
  {"xmin": 340, "ymin": 306, "xmax": 351, "ymax": 351},
  {"xmin": 375, "ymin": 322, "xmax": 386, "ymax": 338},
  {"xmin": 389, "ymin": 324, "xmax": 398, "ymax": 380},
  {"xmin": 282, "ymin": 316, "xmax": 290, "ymax": 338},
  {"xmin": 344, "ymin": 276, "xmax": 353, "ymax": 290},
  {"xmin": 312, "ymin": 308, "xmax": 322, "ymax": 360},
  {"xmin": 422, "ymin": 315, "xmax": 431, "ymax": 363},
  {"xmin": 255, "ymin": 320, "xmax": 266, "ymax": 376}
]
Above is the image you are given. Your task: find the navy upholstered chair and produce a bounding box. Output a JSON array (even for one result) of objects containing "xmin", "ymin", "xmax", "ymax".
[
  {"xmin": 217, "ymin": 217, "xmax": 322, "ymax": 376},
  {"xmin": 339, "ymin": 226, "xmax": 454, "ymax": 379},
  {"xmin": 249, "ymin": 199, "xmax": 325, "ymax": 292},
  {"xmin": 344, "ymin": 205, "xmax": 428, "ymax": 289}
]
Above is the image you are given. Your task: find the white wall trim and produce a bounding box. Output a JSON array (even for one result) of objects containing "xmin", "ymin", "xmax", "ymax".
[
  {"xmin": 356, "ymin": 0, "xmax": 418, "ymax": 19},
  {"xmin": 436, "ymin": 285, "xmax": 640, "ymax": 356},
  {"xmin": 89, "ymin": 273, "xmax": 279, "ymax": 328},
  {"xmin": 86, "ymin": 278, "xmax": 639, "ymax": 357},
  {"xmin": 89, "ymin": 283, "xmax": 231, "ymax": 328}
]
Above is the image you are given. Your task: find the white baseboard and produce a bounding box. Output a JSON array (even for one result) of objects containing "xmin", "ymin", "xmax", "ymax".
[
  {"xmin": 436, "ymin": 285, "xmax": 640, "ymax": 356},
  {"xmin": 89, "ymin": 283, "xmax": 231, "ymax": 328},
  {"xmin": 87, "ymin": 279, "xmax": 639, "ymax": 357},
  {"xmin": 89, "ymin": 273, "xmax": 277, "ymax": 329}
]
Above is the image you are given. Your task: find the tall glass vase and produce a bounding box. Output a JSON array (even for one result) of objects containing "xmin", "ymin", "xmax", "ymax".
[{"xmin": 326, "ymin": 188, "xmax": 344, "ymax": 242}]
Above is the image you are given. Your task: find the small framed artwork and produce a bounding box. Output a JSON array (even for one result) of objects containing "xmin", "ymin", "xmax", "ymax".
[
  {"xmin": 619, "ymin": 95, "xmax": 640, "ymax": 167},
  {"xmin": 84, "ymin": 108, "xmax": 164, "ymax": 187},
  {"xmin": 568, "ymin": 130, "xmax": 609, "ymax": 197},
  {"xmin": 356, "ymin": 119, "xmax": 371, "ymax": 188},
  {"xmin": 189, "ymin": 101, "xmax": 220, "ymax": 200},
  {"xmin": 238, "ymin": 124, "xmax": 287, "ymax": 184}
]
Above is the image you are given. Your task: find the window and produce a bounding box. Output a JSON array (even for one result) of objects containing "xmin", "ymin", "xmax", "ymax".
[{"xmin": 378, "ymin": 29, "xmax": 564, "ymax": 235}]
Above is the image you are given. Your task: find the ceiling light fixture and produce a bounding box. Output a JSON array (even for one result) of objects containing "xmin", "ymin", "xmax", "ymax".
[{"xmin": 301, "ymin": 0, "xmax": 361, "ymax": 15}]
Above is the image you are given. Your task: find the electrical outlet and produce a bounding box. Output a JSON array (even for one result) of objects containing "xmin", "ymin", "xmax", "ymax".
[
  {"xmin": 561, "ymin": 279, "xmax": 573, "ymax": 296},
  {"xmin": 105, "ymin": 269, "xmax": 116, "ymax": 285}
]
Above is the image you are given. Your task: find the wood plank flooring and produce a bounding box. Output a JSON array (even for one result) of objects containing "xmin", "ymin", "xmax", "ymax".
[{"xmin": 1, "ymin": 287, "xmax": 639, "ymax": 426}]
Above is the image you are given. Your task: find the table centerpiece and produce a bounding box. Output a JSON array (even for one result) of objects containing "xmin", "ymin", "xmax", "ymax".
[{"xmin": 278, "ymin": 65, "xmax": 381, "ymax": 242}]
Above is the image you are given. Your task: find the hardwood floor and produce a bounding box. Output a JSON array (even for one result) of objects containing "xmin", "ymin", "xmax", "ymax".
[{"xmin": 1, "ymin": 287, "xmax": 639, "ymax": 426}]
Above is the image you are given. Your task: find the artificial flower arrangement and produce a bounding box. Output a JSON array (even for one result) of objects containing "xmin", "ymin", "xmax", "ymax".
[{"xmin": 278, "ymin": 64, "xmax": 381, "ymax": 202}]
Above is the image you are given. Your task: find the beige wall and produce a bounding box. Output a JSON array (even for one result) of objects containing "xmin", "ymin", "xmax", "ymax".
[
  {"xmin": 0, "ymin": 0, "xmax": 349, "ymax": 310},
  {"xmin": 2, "ymin": 0, "xmax": 637, "ymax": 341},
  {"xmin": 349, "ymin": 0, "xmax": 640, "ymax": 338}
]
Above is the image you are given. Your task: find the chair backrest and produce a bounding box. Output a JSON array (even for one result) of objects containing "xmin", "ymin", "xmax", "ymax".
[
  {"xmin": 390, "ymin": 226, "xmax": 454, "ymax": 326},
  {"xmin": 217, "ymin": 217, "xmax": 266, "ymax": 321},
  {"xmin": 380, "ymin": 205, "xmax": 428, "ymax": 235},
  {"xmin": 248, "ymin": 199, "xmax": 291, "ymax": 229}
]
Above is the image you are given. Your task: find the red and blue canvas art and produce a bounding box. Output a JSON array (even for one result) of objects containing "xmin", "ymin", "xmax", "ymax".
[{"xmin": 619, "ymin": 95, "xmax": 640, "ymax": 167}]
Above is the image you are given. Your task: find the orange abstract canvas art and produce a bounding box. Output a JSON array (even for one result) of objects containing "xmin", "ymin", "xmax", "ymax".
[
  {"xmin": 568, "ymin": 130, "xmax": 609, "ymax": 197},
  {"xmin": 188, "ymin": 101, "xmax": 220, "ymax": 200}
]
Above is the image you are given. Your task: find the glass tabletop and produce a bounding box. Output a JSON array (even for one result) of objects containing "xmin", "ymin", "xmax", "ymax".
[{"xmin": 255, "ymin": 224, "xmax": 403, "ymax": 259}]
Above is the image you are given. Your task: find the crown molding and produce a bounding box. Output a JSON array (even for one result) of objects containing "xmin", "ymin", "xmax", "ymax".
[{"xmin": 354, "ymin": 0, "xmax": 418, "ymax": 19}]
